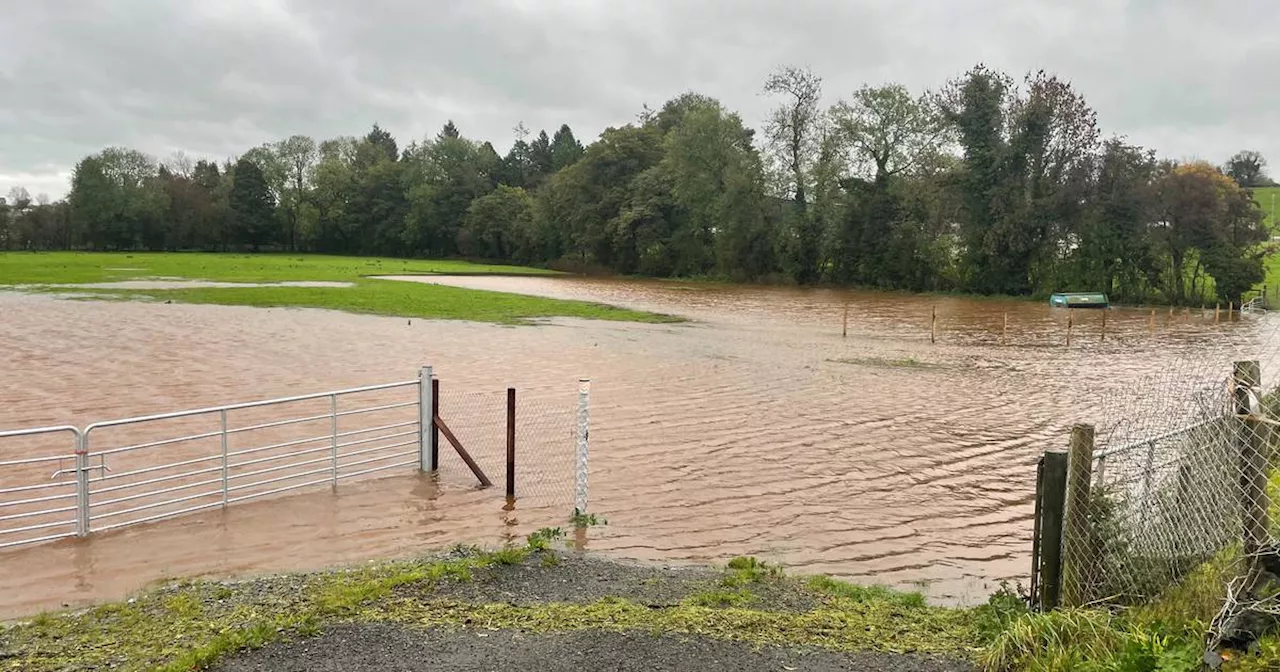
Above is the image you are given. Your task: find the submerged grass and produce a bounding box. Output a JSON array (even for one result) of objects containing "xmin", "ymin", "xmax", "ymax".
[
  {"xmin": 828, "ymin": 355, "xmax": 939, "ymax": 369},
  {"xmin": 0, "ymin": 252, "xmax": 678, "ymax": 324}
]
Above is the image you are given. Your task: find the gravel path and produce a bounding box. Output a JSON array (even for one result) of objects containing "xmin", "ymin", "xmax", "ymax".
[
  {"xmin": 418, "ymin": 553, "xmax": 817, "ymax": 611},
  {"xmin": 199, "ymin": 551, "xmax": 973, "ymax": 672},
  {"xmin": 215, "ymin": 623, "xmax": 974, "ymax": 672}
]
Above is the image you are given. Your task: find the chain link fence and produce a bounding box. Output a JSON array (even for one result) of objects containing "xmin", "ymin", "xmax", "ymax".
[
  {"xmin": 434, "ymin": 381, "xmax": 586, "ymax": 512},
  {"xmin": 1038, "ymin": 334, "xmax": 1280, "ymax": 651}
]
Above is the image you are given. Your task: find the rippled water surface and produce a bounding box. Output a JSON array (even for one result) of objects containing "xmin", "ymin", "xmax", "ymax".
[{"xmin": 1, "ymin": 277, "xmax": 1275, "ymax": 616}]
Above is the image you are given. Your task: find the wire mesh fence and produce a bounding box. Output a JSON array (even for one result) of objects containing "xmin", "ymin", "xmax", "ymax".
[
  {"xmin": 434, "ymin": 384, "xmax": 582, "ymax": 509},
  {"xmin": 1042, "ymin": 328, "xmax": 1280, "ymax": 651}
]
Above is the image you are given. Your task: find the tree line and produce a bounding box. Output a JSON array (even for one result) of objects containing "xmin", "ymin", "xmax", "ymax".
[{"xmin": 2, "ymin": 64, "xmax": 1274, "ymax": 303}]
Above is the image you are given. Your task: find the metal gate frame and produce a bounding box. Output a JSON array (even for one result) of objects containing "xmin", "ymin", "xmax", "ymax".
[{"xmin": 0, "ymin": 367, "xmax": 592, "ymax": 550}]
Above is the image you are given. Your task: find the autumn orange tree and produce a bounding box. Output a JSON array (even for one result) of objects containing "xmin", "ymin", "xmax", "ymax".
[{"xmin": 1155, "ymin": 161, "xmax": 1269, "ymax": 303}]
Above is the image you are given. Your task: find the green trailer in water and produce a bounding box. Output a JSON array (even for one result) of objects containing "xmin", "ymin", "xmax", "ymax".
[{"xmin": 1049, "ymin": 293, "xmax": 1109, "ymax": 309}]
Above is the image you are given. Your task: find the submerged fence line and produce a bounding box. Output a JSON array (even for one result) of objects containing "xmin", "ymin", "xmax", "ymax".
[{"xmin": 0, "ymin": 367, "xmax": 590, "ymax": 550}]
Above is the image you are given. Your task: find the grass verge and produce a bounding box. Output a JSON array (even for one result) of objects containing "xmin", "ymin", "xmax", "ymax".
[
  {"xmin": 0, "ymin": 252, "xmax": 678, "ymax": 324},
  {"xmin": 4, "ymin": 537, "xmax": 1279, "ymax": 670},
  {"xmin": 0, "ymin": 539, "xmax": 984, "ymax": 671}
]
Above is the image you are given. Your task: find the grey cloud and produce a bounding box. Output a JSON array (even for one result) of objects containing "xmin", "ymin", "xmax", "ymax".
[{"xmin": 1, "ymin": 0, "xmax": 1277, "ymax": 198}]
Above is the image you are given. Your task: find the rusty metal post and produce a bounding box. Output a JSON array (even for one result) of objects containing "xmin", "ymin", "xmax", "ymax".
[
  {"xmin": 430, "ymin": 377, "xmax": 440, "ymax": 471},
  {"xmin": 506, "ymin": 387, "xmax": 516, "ymax": 498}
]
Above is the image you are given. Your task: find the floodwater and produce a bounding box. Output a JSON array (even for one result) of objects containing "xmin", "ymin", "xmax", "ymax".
[{"xmin": 1, "ymin": 277, "xmax": 1276, "ymax": 618}]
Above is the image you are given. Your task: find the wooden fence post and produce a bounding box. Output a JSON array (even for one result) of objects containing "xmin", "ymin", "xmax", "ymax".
[
  {"xmin": 842, "ymin": 303, "xmax": 849, "ymax": 339},
  {"xmin": 1029, "ymin": 455, "xmax": 1045, "ymax": 604},
  {"xmin": 1100, "ymin": 309, "xmax": 1107, "ymax": 342},
  {"xmin": 1215, "ymin": 303, "xmax": 1221, "ymax": 324},
  {"xmin": 1002, "ymin": 312, "xmax": 1008, "ymax": 346},
  {"xmin": 1234, "ymin": 361, "xmax": 1268, "ymax": 570},
  {"xmin": 1067, "ymin": 309, "xmax": 1074, "ymax": 347},
  {"xmin": 506, "ymin": 387, "xmax": 516, "ymax": 498},
  {"xmin": 930, "ymin": 305, "xmax": 937, "ymax": 344},
  {"xmin": 1039, "ymin": 451, "xmax": 1069, "ymax": 611},
  {"xmin": 1062, "ymin": 424, "xmax": 1096, "ymax": 608}
]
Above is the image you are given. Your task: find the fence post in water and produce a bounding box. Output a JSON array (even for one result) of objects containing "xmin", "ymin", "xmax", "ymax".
[
  {"xmin": 1029, "ymin": 455, "xmax": 1045, "ymax": 606},
  {"xmin": 930, "ymin": 305, "xmax": 937, "ymax": 344},
  {"xmin": 431, "ymin": 377, "xmax": 440, "ymax": 471},
  {"xmin": 1234, "ymin": 360, "xmax": 1268, "ymax": 564},
  {"xmin": 220, "ymin": 409, "xmax": 229, "ymax": 508},
  {"xmin": 1100, "ymin": 309, "xmax": 1107, "ymax": 342},
  {"xmin": 1002, "ymin": 312, "xmax": 1008, "ymax": 346},
  {"xmin": 74, "ymin": 432, "xmax": 90, "ymax": 537},
  {"xmin": 842, "ymin": 303, "xmax": 849, "ymax": 338},
  {"xmin": 506, "ymin": 387, "xmax": 516, "ymax": 499},
  {"xmin": 1062, "ymin": 424, "xmax": 1096, "ymax": 608},
  {"xmin": 1215, "ymin": 303, "xmax": 1221, "ymax": 324},
  {"xmin": 1149, "ymin": 308, "xmax": 1156, "ymax": 333},
  {"xmin": 1039, "ymin": 450, "xmax": 1069, "ymax": 611},
  {"xmin": 1066, "ymin": 309, "xmax": 1073, "ymax": 347},
  {"xmin": 575, "ymin": 379, "xmax": 591, "ymax": 514}
]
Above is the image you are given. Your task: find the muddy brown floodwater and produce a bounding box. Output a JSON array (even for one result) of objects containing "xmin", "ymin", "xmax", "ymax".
[{"xmin": 1, "ymin": 277, "xmax": 1277, "ymax": 618}]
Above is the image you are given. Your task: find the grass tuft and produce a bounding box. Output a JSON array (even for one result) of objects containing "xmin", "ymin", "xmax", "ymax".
[
  {"xmin": 806, "ymin": 576, "xmax": 925, "ymax": 609},
  {"xmin": 683, "ymin": 588, "xmax": 757, "ymax": 608}
]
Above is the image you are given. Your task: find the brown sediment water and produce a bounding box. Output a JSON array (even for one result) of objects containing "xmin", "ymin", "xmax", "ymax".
[{"xmin": 0, "ymin": 278, "xmax": 1275, "ymax": 617}]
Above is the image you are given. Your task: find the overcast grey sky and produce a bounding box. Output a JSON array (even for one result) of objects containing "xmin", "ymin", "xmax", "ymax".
[{"xmin": 1, "ymin": 0, "xmax": 1276, "ymax": 199}]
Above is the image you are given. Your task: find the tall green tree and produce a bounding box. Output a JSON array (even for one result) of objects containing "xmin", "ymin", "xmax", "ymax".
[
  {"xmin": 1224, "ymin": 150, "xmax": 1271, "ymax": 188},
  {"xmin": 828, "ymin": 83, "xmax": 945, "ymax": 286},
  {"xmin": 550, "ymin": 125, "xmax": 585, "ymax": 171},
  {"xmin": 229, "ymin": 158, "xmax": 277, "ymax": 250},
  {"xmin": 459, "ymin": 184, "xmax": 536, "ymax": 260},
  {"xmin": 401, "ymin": 126, "xmax": 495, "ymax": 256},
  {"xmin": 763, "ymin": 66, "xmax": 825, "ymax": 283},
  {"xmin": 67, "ymin": 148, "xmax": 168, "ymax": 250}
]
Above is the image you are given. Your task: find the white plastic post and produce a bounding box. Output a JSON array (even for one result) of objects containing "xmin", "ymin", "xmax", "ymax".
[
  {"xmin": 575, "ymin": 378, "xmax": 590, "ymax": 514},
  {"xmin": 419, "ymin": 365, "xmax": 433, "ymax": 472}
]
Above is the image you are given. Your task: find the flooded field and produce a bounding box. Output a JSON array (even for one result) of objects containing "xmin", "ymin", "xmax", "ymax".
[{"xmin": 1, "ymin": 277, "xmax": 1275, "ymax": 616}]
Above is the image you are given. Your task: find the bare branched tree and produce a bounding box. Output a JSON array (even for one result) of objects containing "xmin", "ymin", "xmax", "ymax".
[{"xmin": 763, "ymin": 65, "xmax": 823, "ymax": 209}]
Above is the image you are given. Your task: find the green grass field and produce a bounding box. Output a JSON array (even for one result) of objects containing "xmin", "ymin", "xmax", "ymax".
[
  {"xmin": 1254, "ymin": 188, "xmax": 1280, "ymax": 297},
  {"xmin": 1256, "ymin": 186, "xmax": 1280, "ymax": 232},
  {"xmin": 0, "ymin": 252, "xmax": 675, "ymax": 324}
]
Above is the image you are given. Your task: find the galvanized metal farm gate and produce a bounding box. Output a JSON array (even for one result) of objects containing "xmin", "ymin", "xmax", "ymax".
[{"xmin": 0, "ymin": 367, "xmax": 590, "ymax": 549}]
